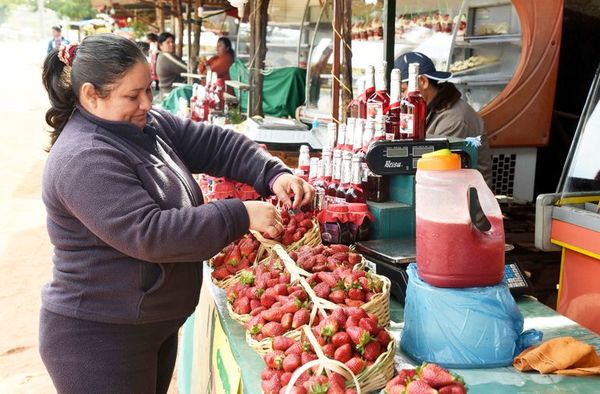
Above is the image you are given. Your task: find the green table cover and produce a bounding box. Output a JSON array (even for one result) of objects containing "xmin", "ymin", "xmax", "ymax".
[{"xmin": 178, "ymin": 264, "xmax": 600, "ymax": 393}]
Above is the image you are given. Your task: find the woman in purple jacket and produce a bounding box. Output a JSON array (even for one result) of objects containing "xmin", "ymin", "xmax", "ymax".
[{"xmin": 40, "ymin": 34, "xmax": 313, "ymax": 394}]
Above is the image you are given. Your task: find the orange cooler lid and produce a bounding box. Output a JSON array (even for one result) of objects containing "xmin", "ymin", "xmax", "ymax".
[{"xmin": 417, "ymin": 149, "xmax": 461, "ymax": 171}]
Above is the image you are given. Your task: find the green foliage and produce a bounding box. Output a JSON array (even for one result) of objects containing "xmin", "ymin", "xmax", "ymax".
[
  {"xmin": 45, "ymin": 0, "xmax": 95, "ymax": 20},
  {"xmin": 130, "ymin": 19, "xmax": 149, "ymax": 39}
]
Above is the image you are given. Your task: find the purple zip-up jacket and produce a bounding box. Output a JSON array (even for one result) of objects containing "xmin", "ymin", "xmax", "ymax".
[{"xmin": 41, "ymin": 107, "xmax": 290, "ymax": 324}]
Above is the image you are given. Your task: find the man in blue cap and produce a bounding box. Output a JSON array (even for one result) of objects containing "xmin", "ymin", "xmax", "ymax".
[{"xmin": 395, "ymin": 52, "xmax": 492, "ymax": 188}]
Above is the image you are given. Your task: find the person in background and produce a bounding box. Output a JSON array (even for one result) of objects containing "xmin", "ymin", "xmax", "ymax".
[
  {"xmin": 135, "ymin": 41, "xmax": 150, "ymax": 57},
  {"xmin": 197, "ymin": 36, "xmax": 235, "ymax": 81},
  {"xmin": 395, "ymin": 51, "xmax": 492, "ymax": 188},
  {"xmin": 40, "ymin": 34, "xmax": 313, "ymax": 394},
  {"xmin": 47, "ymin": 25, "xmax": 69, "ymax": 53},
  {"xmin": 155, "ymin": 32, "xmax": 187, "ymax": 98},
  {"xmin": 146, "ymin": 32, "xmax": 160, "ymax": 91}
]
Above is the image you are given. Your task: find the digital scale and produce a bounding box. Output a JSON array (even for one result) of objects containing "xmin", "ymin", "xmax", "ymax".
[
  {"xmin": 365, "ymin": 137, "xmax": 476, "ymax": 175},
  {"xmin": 244, "ymin": 117, "xmax": 327, "ymax": 150},
  {"xmin": 355, "ymin": 239, "xmax": 533, "ymax": 305}
]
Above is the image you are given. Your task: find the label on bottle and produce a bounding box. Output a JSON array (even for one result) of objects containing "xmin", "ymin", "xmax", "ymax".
[
  {"xmin": 400, "ymin": 103, "xmax": 415, "ymax": 138},
  {"xmin": 367, "ymin": 102, "xmax": 383, "ymax": 119}
]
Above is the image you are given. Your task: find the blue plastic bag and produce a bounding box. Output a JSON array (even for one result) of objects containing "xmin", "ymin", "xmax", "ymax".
[{"xmin": 400, "ymin": 264, "xmax": 542, "ymax": 368}]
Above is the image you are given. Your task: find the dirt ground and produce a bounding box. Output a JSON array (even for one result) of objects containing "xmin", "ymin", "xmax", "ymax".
[{"xmin": 0, "ymin": 40, "xmax": 177, "ymax": 394}]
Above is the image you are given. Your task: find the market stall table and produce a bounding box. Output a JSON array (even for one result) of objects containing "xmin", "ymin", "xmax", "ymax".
[{"xmin": 177, "ymin": 264, "xmax": 600, "ymax": 394}]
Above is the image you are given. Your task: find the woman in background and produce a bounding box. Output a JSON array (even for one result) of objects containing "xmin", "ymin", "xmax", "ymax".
[
  {"xmin": 155, "ymin": 32, "xmax": 187, "ymax": 98},
  {"xmin": 197, "ymin": 36, "xmax": 235, "ymax": 81}
]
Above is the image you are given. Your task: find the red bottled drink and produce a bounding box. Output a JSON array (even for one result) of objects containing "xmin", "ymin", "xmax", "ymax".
[
  {"xmin": 345, "ymin": 154, "xmax": 366, "ymax": 203},
  {"xmin": 213, "ymin": 72, "xmax": 225, "ymax": 112},
  {"xmin": 373, "ymin": 114, "xmax": 386, "ymax": 142},
  {"xmin": 336, "ymin": 151, "xmax": 353, "ymax": 203},
  {"xmin": 307, "ymin": 157, "xmax": 319, "ymax": 184},
  {"xmin": 400, "ymin": 63, "xmax": 427, "ymax": 139},
  {"xmin": 352, "ymin": 118, "xmax": 364, "ymax": 153},
  {"xmin": 386, "ymin": 68, "xmax": 401, "ymax": 140},
  {"xmin": 326, "ymin": 122, "xmax": 337, "ymax": 150},
  {"xmin": 298, "ymin": 145, "xmax": 311, "ymax": 180},
  {"xmin": 326, "ymin": 149, "xmax": 343, "ymax": 202},
  {"xmin": 359, "ymin": 66, "xmax": 375, "ymax": 119},
  {"xmin": 344, "ymin": 118, "xmax": 355, "ymax": 151},
  {"xmin": 335, "ymin": 124, "xmax": 347, "ymax": 151},
  {"xmin": 366, "ymin": 62, "xmax": 390, "ymax": 119}
]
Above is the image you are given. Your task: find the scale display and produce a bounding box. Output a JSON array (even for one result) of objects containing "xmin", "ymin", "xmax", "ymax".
[{"xmin": 366, "ymin": 139, "xmax": 451, "ymax": 175}]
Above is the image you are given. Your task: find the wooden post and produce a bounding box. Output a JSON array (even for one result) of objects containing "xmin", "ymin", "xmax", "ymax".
[
  {"xmin": 341, "ymin": 0, "xmax": 353, "ymax": 122},
  {"xmin": 191, "ymin": 0, "xmax": 202, "ymax": 73},
  {"xmin": 157, "ymin": 2, "xmax": 165, "ymax": 32},
  {"xmin": 174, "ymin": 0, "xmax": 184, "ymax": 58},
  {"xmin": 249, "ymin": 0, "xmax": 270, "ymax": 117},
  {"xmin": 331, "ymin": 0, "xmax": 342, "ymax": 124}
]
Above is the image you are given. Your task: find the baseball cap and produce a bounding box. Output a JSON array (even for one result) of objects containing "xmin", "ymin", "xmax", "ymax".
[{"xmin": 394, "ymin": 51, "xmax": 453, "ymax": 82}]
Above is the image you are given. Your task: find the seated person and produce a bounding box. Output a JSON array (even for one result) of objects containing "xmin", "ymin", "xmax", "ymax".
[
  {"xmin": 197, "ymin": 37, "xmax": 235, "ymax": 81},
  {"xmin": 396, "ymin": 51, "xmax": 493, "ymax": 188},
  {"xmin": 156, "ymin": 32, "xmax": 187, "ymax": 98}
]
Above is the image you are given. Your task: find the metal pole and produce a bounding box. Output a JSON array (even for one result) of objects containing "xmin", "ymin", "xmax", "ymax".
[
  {"xmin": 382, "ymin": 0, "xmax": 396, "ymax": 87},
  {"xmin": 332, "ymin": 0, "xmax": 342, "ymax": 124},
  {"xmin": 187, "ymin": 0, "xmax": 192, "ymax": 83}
]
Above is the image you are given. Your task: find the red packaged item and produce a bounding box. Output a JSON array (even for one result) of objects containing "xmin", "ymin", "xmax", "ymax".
[
  {"xmin": 346, "ymin": 203, "xmax": 374, "ymax": 242},
  {"xmin": 317, "ymin": 204, "xmax": 353, "ymax": 245},
  {"xmin": 234, "ymin": 182, "xmax": 261, "ymax": 201}
]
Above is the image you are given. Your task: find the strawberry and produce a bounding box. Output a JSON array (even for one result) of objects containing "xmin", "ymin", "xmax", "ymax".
[
  {"xmin": 280, "ymin": 371, "xmax": 292, "ymax": 387},
  {"xmin": 261, "ymin": 322, "xmax": 285, "ymax": 337},
  {"xmin": 358, "ymin": 317, "xmax": 379, "ymax": 336},
  {"xmin": 313, "ymin": 282, "xmax": 331, "ymax": 298},
  {"xmin": 260, "ymin": 294, "xmax": 277, "ymax": 308},
  {"xmin": 261, "ymin": 368, "xmax": 281, "ymax": 381},
  {"xmin": 396, "ymin": 368, "xmax": 417, "ymax": 384},
  {"xmin": 267, "ymin": 278, "xmax": 281, "ymax": 288},
  {"xmin": 329, "ymin": 244, "xmax": 350, "ymax": 253},
  {"xmin": 226, "ymin": 246, "xmax": 241, "ymax": 267},
  {"xmin": 288, "ymin": 251, "xmax": 299, "ymax": 261},
  {"xmin": 292, "ymin": 309, "xmax": 310, "ymax": 328},
  {"xmin": 328, "ymin": 289, "xmax": 346, "ymax": 304},
  {"xmin": 333, "ymin": 343, "xmax": 352, "ymax": 363},
  {"xmin": 344, "ymin": 299, "xmax": 364, "ymax": 307},
  {"xmin": 284, "ymin": 342, "xmax": 303, "ymax": 355},
  {"xmin": 438, "ymin": 383, "xmax": 467, "ymax": 394},
  {"xmin": 347, "ymin": 252, "xmax": 362, "ymax": 265},
  {"xmin": 346, "ymin": 307, "xmax": 368, "ymax": 320},
  {"xmin": 282, "ymin": 353, "xmax": 302, "ymax": 372},
  {"xmin": 281, "ymin": 313, "xmax": 293, "ymax": 330},
  {"xmin": 279, "ymin": 273, "xmax": 291, "ymax": 284},
  {"xmin": 385, "ymin": 375, "xmax": 407, "ymax": 393},
  {"xmin": 273, "ymin": 283, "xmax": 289, "ymax": 296},
  {"xmin": 273, "ymin": 336, "xmax": 296, "ymax": 351},
  {"xmin": 344, "ymin": 315, "xmax": 361, "ymax": 329},
  {"xmin": 261, "ymin": 308, "xmax": 284, "ymax": 322},
  {"xmin": 388, "ymin": 384, "xmax": 407, "ymax": 394},
  {"xmin": 235, "ymin": 296, "xmax": 251, "ymax": 315},
  {"xmin": 250, "ymin": 305, "xmax": 265, "ymax": 315},
  {"xmin": 264, "ymin": 350, "xmax": 285, "ymax": 370},
  {"xmin": 298, "ymin": 219, "xmax": 313, "ymax": 228},
  {"xmin": 239, "ymin": 238, "xmax": 255, "ymax": 257},
  {"xmin": 348, "ymin": 288, "xmax": 365, "ymax": 301},
  {"xmin": 319, "ymin": 316, "xmax": 340, "ymax": 340},
  {"xmin": 346, "ymin": 326, "xmax": 371, "ymax": 347},
  {"xmin": 330, "ymin": 308, "xmax": 348, "ymax": 327},
  {"xmin": 286, "ymin": 387, "xmax": 307, "ymax": 394},
  {"xmin": 345, "ymin": 357, "xmax": 365, "ymax": 375},
  {"xmin": 211, "ymin": 266, "xmax": 230, "ymax": 280},
  {"xmin": 375, "ymin": 329, "xmax": 392, "ymax": 347},
  {"xmin": 419, "ymin": 363, "xmax": 456, "ymax": 389},
  {"xmin": 318, "ymin": 272, "xmax": 337, "ymax": 287},
  {"xmin": 261, "ymin": 374, "xmax": 282, "ymax": 394},
  {"xmin": 281, "ymin": 298, "xmax": 302, "ymax": 314},
  {"xmin": 212, "ymin": 253, "xmax": 225, "ymax": 267},
  {"xmin": 301, "ymin": 352, "xmax": 318, "ymax": 365},
  {"xmin": 406, "ymin": 379, "xmax": 437, "ymax": 394},
  {"xmin": 321, "ymin": 343, "xmax": 336, "ymax": 358},
  {"xmin": 331, "ymin": 331, "xmax": 351, "ymax": 348},
  {"xmin": 362, "ymin": 340, "xmax": 381, "ymax": 361}
]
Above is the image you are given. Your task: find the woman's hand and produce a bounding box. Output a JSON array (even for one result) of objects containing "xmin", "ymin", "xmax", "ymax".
[
  {"xmin": 243, "ymin": 201, "xmax": 284, "ymax": 239},
  {"xmin": 272, "ymin": 174, "xmax": 315, "ymax": 209}
]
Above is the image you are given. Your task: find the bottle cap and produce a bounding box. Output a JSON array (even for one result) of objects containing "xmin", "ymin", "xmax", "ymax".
[{"xmin": 417, "ymin": 148, "xmax": 461, "ymax": 171}]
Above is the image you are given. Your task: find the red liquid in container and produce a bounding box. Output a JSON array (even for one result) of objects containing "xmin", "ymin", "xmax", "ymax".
[{"xmin": 416, "ymin": 216, "xmax": 505, "ymax": 287}]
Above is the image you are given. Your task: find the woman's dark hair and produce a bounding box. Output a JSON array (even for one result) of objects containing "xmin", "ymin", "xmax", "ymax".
[
  {"xmin": 146, "ymin": 32, "xmax": 158, "ymax": 43},
  {"xmin": 136, "ymin": 40, "xmax": 150, "ymax": 56},
  {"xmin": 157, "ymin": 32, "xmax": 175, "ymax": 46},
  {"xmin": 41, "ymin": 34, "xmax": 147, "ymax": 148},
  {"xmin": 217, "ymin": 36, "xmax": 235, "ymax": 59},
  {"xmin": 52, "ymin": 25, "xmax": 62, "ymax": 33}
]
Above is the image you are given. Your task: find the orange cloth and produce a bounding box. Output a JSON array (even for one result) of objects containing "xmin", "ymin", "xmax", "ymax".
[
  {"xmin": 513, "ymin": 336, "xmax": 600, "ymax": 376},
  {"xmin": 198, "ymin": 53, "xmax": 234, "ymax": 81}
]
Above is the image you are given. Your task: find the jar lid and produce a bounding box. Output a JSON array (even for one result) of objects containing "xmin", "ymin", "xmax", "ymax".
[
  {"xmin": 417, "ymin": 149, "xmax": 461, "ymax": 171},
  {"xmin": 327, "ymin": 204, "xmax": 349, "ymax": 213},
  {"xmin": 347, "ymin": 203, "xmax": 368, "ymax": 212}
]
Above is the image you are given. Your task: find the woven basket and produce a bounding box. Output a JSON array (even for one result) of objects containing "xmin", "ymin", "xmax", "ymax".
[
  {"xmin": 302, "ymin": 321, "xmax": 396, "ymax": 393},
  {"xmin": 274, "ymin": 244, "xmax": 367, "ymax": 278},
  {"xmin": 245, "ymin": 275, "xmax": 328, "ymax": 356},
  {"xmin": 275, "ymin": 245, "xmax": 391, "ymax": 327},
  {"xmin": 226, "ymin": 300, "xmax": 252, "ymax": 325},
  {"xmin": 250, "ymin": 218, "xmax": 321, "ymax": 253},
  {"xmin": 209, "ymin": 241, "xmax": 268, "ymax": 290}
]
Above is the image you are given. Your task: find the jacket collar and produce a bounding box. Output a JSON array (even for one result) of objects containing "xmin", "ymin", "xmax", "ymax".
[{"xmin": 76, "ymin": 105, "xmax": 159, "ymax": 152}]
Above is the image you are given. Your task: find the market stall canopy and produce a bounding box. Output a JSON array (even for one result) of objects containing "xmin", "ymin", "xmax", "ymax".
[{"xmin": 68, "ymin": 18, "xmax": 112, "ymax": 30}]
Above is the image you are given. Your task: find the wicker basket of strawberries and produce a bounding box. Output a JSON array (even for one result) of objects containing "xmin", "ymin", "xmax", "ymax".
[
  {"xmin": 209, "ymin": 233, "xmax": 268, "ymax": 289},
  {"xmin": 251, "ymin": 210, "xmax": 321, "ymax": 253},
  {"xmin": 303, "ymin": 308, "xmax": 396, "ymax": 392},
  {"xmin": 384, "ymin": 362, "xmax": 468, "ymax": 393},
  {"xmin": 274, "ymin": 244, "xmax": 391, "ymax": 326}
]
